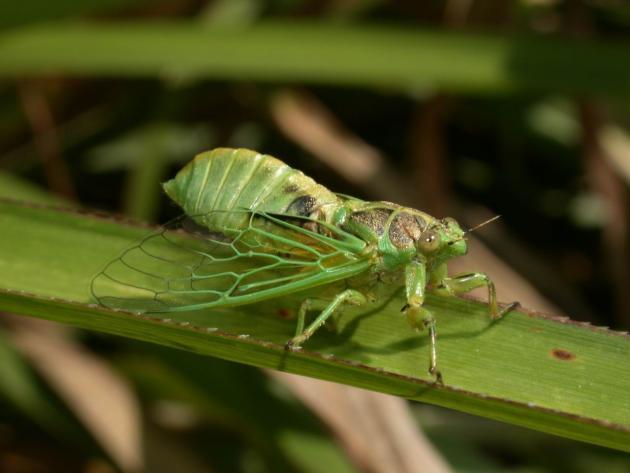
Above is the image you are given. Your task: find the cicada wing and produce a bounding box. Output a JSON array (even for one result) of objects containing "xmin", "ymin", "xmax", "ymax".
[{"xmin": 90, "ymin": 210, "xmax": 369, "ymax": 313}]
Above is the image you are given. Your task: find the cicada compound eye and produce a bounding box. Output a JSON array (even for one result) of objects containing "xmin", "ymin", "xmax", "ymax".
[{"xmin": 418, "ymin": 230, "xmax": 441, "ymax": 253}]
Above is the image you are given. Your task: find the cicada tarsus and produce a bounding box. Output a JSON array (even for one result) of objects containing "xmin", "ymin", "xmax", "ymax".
[{"xmin": 91, "ymin": 148, "xmax": 518, "ymax": 382}]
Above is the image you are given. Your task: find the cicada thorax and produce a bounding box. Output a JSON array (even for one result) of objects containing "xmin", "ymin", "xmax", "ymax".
[
  {"xmin": 338, "ymin": 202, "xmax": 435, "ymax": 269},
  {"xmin": 163, "ymin": 148, "xmax": 342, "ymax": 236}
]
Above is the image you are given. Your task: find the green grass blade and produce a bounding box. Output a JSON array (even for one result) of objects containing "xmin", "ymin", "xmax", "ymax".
[
  {"xmin": 1, "ymin": 21, "xmax": 630, "ymax": 94},
  {"xmin": 0, "ymin": 0, "xmax": 151, "ymax": 29},
  {"xmin": 0, "ymin": 200, "xmax": 629, "ymax": 452},
  {"xmin": 0, "ymin": 171, "xmax": 69, "ymax": 205}
]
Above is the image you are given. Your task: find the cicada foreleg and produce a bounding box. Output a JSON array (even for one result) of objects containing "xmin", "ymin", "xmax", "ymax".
[
  {"xmin": 433, "ymin": 271, "xmax": 520, "ymax": 320},
  {"xmin": 405, "ymin": 305, "xmax": 442, "ymax": 384},
  {"xmin": 286, "ymin": 289, "xmax": 367, "ymax": 350}
]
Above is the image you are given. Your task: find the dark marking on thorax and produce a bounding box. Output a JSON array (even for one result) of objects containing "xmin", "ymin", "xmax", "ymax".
[
  {"xmin": 388, "ymin": 212, "xmax": 423, "ymax": 248},
  {"xmin": 348, "ymin": 209, "xmax": 393, "ymax": 237}
]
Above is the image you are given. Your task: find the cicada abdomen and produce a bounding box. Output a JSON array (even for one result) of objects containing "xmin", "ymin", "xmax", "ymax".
[
  {"xmin": 163, "ymin": 148, "xmax": 341, "ymax": 234},
  {"xmin": 91, "ymin": 149, "xmax": 368, "ymax": 313}
]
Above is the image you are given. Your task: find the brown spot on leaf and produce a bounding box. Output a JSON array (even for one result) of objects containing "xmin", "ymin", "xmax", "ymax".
[
  {"xmin": 551, "ymin": 348, "xmax": 575, "ymax": 361},
  {"xmin": 277, "ymin": 308, "xmax": 294, "ymax": 319}
]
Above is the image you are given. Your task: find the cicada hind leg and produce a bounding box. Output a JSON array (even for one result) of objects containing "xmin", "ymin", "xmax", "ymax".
[{"xmin": 285, "ymin": 290, "xmax": 367, "ymax": 349}]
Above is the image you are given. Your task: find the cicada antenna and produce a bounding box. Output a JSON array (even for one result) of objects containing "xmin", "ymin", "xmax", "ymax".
[{"xmin": 465, "ymin": 215, "xmax": 501, "ymax": 235}]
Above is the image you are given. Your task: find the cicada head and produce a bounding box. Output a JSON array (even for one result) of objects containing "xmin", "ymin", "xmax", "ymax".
[{"xmin": 415, "ymin": 217, "xmax": 467, "ymax": 260}]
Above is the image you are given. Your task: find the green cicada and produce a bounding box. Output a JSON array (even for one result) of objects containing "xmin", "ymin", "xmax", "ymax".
[{"xmin": 92, "ymin": 148, "xmax": 517, "ymax": 381}]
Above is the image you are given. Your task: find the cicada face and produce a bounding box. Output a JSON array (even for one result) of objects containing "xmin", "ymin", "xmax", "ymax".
[{"xmin": 415, "ymin": 217, "xmax": 467, "ymax": 261}]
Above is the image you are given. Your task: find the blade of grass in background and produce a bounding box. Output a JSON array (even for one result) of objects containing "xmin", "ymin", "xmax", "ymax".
[
  {"xmin": 0, "ymin": 171, "xmax": 69, "ymax": 205},
  {"xmin": 1, "ymin": 22, "xmax": 630, "ymax": 94},
  {"xmin": 85, "ymin": 123, "xmax": 214, "ymax": 221},
  {"xmin": 0, "ymin": 199, "xmax": 628, "ymax": 452},
  {"xmin": 0, "ymin": 0, "xmax": 152, "ymax": 29}
]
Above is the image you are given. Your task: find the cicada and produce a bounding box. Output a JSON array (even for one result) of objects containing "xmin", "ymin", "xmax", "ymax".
[{"xmin": 92, "ymin": 148, "xmax": 517, "ymax": 382}]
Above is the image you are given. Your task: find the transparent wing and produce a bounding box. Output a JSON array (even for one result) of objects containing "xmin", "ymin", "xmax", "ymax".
[{"xmin": 91, "ymin": 210, "xmax": 370, "ymax": 313}]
